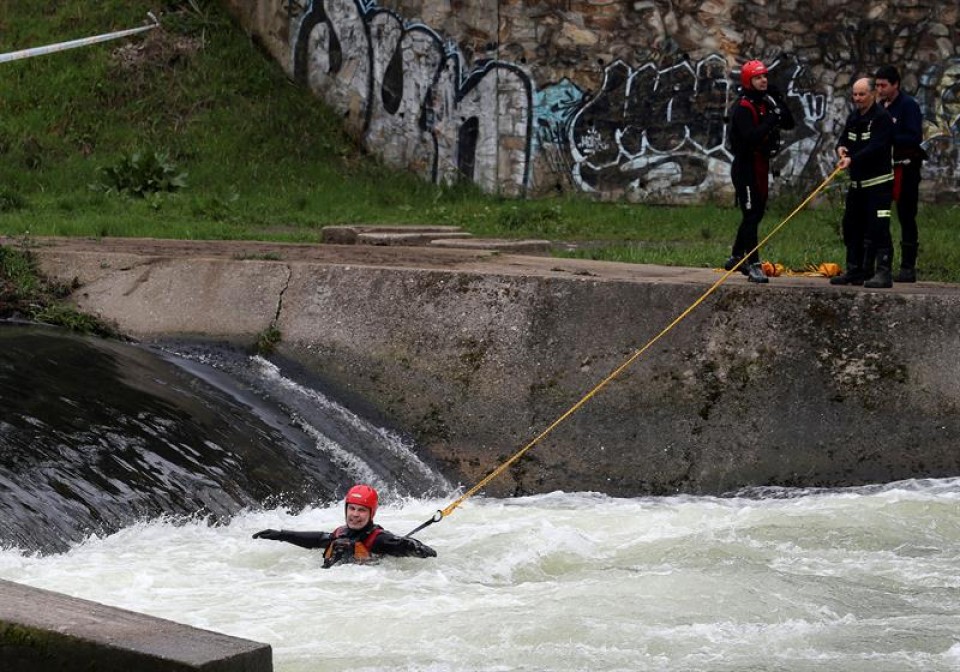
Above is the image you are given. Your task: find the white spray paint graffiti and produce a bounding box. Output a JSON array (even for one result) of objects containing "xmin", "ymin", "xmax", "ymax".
[
  {"xmin": 543, "ymin": 55, "xmax": 827, "ymax": 201},
  {"xmin": 291, "ymin": 0, "xmax": 534, "ymax": 195},
  {"xmin": 919, "ymin": 56, "xmax": 960, "ymax": 182}
]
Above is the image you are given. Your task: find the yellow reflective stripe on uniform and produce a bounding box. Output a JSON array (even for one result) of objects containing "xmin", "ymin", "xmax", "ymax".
[
  {"xmin": 859, "ymin": 173, "xmax": 894, "ymax": 188},
  {"xmin": 877, "ymin": 210, "xmax": 891, "ymax": 218}
]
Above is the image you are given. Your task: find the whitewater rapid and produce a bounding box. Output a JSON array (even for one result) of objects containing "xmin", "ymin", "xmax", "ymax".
[{"xmin": 2, "ymin": 482, "xmax": 958, "ymax": 671}]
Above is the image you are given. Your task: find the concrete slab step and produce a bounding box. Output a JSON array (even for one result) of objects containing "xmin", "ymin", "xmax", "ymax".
[
  {"xmin": 429, "ymin": 238, "xmax": 552, "ymax": 255},
  {"xmin": 357, "ymin": 231, "xmax": 474, "ymax": 246},
  {"xmin": 322, "ymin": 225, "xmax": 465, "ymax": 245}
]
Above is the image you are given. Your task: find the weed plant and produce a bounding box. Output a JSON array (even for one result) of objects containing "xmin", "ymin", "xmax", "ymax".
[
  {"xmin": 0, "ymin": 1, "xmax": 956, "ymax": 282},
  {"xmin": 0, "ymin": 242, "xmax": 117, "ymax": 335}
]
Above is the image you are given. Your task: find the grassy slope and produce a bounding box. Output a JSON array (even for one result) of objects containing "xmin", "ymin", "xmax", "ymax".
[{"xmin": 0, "ymin": 0, "xmax": 956, "ymax": 281}]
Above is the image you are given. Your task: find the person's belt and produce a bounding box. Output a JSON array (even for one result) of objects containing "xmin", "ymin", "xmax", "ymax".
[{"xmin": 850, "ymin": 173, "xmax": 894, "ymax": 188}]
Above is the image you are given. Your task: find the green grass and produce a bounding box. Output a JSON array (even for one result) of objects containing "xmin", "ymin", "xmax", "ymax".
[
  {"xmin": 0, "ymin": 243, "xmax": 118, "ymax": 334},
  {"xmin": 0, "ymin": 0, "xmax": 957, "ymax": 282}
]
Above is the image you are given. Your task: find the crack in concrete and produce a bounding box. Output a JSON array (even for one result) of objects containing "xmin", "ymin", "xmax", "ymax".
[{"xmin": 275, "ymin": 264, "xmax": 292, "ymax": 323}]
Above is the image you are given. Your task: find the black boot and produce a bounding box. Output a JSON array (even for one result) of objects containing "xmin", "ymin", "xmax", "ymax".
[
  {"xmin": 895, "ymin": 243, "xmax": 918, "ymax": 283},
  {"xmin": 861, "ymin": 241, "xmax": 876, "ymax": 282},
  {"xmin": 864, "ymin": 249, "xmax": 893, "ymax": 288},
  {"xmin": 830, "ymin": 268, "xmax": 863, "ymax": 285},
  {"xmin": 724, "ymin": 255, "xmax": 749, "ymax": 276},
  {"xmin": 831, "ymin": 244, "xmax": 868, "ymax": 286},
  {"xmin": 746, "ymin": 262, "xmax": 769, "ymax": 284}
]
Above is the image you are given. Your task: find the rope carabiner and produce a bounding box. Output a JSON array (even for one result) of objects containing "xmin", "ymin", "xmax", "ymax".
[{"xmin": 405, "ymin": 509, "xmax": 443, "ymax": 538}]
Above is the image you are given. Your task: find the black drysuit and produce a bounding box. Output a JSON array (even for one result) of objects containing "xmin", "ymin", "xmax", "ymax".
[
  {"xmin": 253, "ymin": 523, "xmax": 436, "ymax": 567},
  {"xmin": 727, "ymin": 88, "xmax": 795, "ymax": 265}
]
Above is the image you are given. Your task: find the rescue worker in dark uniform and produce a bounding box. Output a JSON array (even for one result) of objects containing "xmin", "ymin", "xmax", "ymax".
[
  {"xmin": 874, "ymin": 65, "xmax": 926, "ymax": 283},
  {"xmin": 252, "ymin": 484, "xmax": 436, "ymax": 568},
  {"xmin": 725, "ymin": 59, "xmax": 795, "ymax": 284},
  {"xmin": 831, "ymin": 77, "xmax": 895, "ymax": 289}
]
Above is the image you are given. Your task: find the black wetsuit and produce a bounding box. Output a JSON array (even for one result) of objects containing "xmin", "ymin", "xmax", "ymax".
[
  {"xmin": 727, "ymin": 88, "xmax": 795, "ymax": 264},
  {"xmin": 254, "ymin": 523, "xmax": 436, "ymax": 566}
]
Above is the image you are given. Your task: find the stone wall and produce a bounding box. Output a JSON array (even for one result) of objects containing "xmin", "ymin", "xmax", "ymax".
[{"xmin": 222, "ymin": 0, "xmax": 958, "ymax": 202}]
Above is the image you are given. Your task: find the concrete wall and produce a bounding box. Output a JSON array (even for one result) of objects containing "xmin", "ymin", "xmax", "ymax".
[
  {"xmin": 35, "ymin": 244, "xmax": 960, "ymax": 497},
  {"xmin": 0, "ymin": 579, "xmax": 271, "ymax": 672},
  {"xmin": 220, "ymin": 0, "xmax": 959, "ymax": 202}
]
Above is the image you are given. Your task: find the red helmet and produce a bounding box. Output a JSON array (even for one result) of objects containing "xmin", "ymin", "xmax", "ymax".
[
  {"xmin": 345, "ymin": 484, "xmax": 378, "ymax": 518},
  {"xmin": 740, "ymin": 60, "xmax": 768, "ymax": 89}
]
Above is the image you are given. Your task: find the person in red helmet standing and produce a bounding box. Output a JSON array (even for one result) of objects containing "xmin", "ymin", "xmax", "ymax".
[
  {"xmin": 724, "ymin": 59, "xmax": 795, "ymax": 283},
  {"xmin": 252, "ymin": 484, "xmax": 436, "ymax": 568}
]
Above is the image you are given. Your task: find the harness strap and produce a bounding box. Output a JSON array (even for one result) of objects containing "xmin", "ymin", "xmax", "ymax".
[
  {"xmin": 324, "ymin": 525, "xmax": 383, "ymax": 561},
  {"xmin": 740, "ymin": 96, "xmax": 761, "ymax": 125}
]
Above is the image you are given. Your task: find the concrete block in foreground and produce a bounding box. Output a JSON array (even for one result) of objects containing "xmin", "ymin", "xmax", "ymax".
[{"xmin": 0, "ymin": 579, "xmax": 272, "ymax": 672}]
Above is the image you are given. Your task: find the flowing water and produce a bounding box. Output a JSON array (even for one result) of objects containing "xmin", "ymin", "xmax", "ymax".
[
  {"xmin": 2, "ymin": 485, "xmax": 959, "ymax": 671},
  {"xmin": 1, "ymin": 325, "xmax": 959, "ymax": 671}
]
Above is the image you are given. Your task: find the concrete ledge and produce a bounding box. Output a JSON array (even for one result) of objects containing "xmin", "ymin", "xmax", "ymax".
[{"xmin": 0, "ymin": 580, "xmax": 272, "ymax": 672}]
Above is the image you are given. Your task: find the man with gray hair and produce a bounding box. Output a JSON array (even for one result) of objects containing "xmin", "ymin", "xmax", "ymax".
[{"xmin": 831, "ymin": 77, "xmax": 895, "ymax": 289}]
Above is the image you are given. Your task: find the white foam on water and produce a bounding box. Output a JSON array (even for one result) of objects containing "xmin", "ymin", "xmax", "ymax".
[{"xmin": 2, "ymin": 481, "xmax": 959, "ymax": 671}]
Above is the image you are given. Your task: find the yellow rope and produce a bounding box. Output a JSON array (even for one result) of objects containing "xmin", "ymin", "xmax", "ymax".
[{"xmin": 438, "ymin": 164, "xmax": 845, "ymax": 520}]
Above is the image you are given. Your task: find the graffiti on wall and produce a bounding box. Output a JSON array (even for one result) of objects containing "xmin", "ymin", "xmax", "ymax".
[
  {"xmin": 533, "ymin": 55, "xmax": 828, "ymax": 201},
  {"xmin": 291, "ymin": 0, "xmax": 534, "ymax": 195},
  {"xmin": 918, "ymin": 56, "xmax": 960, "ymax": 187},
  {"xmin": 290, "ymin": 0, "xmax": 958, "ymax": 200}
]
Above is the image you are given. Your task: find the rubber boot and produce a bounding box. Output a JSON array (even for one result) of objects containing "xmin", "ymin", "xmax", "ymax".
[
  {"xmin": 895, "ymin": 243, "xmax": 918, "ymax": 283},
  {"xmin": 831, "ymin": 243, "xmax": 869, "ymax": 286},
  {"xmin": 864, "ymin": 249, "xmax": 893, "ymax": 288},
  {"xmin": 724, "ymin": 255, "xmax": 749, "ymax": 276},
  {"xmin": 861, "ymin": 242, "xmax": 876, "ymax": 282},
  {"xmin": 746, "ymin": 262, "xmax": 769, "ymax": 284},
  {"xmin": 830, "ymin": 265, "xmax": 863, "ymax": 285}
]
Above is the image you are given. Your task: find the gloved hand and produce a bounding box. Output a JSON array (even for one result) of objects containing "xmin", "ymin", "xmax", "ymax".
[
  {"xmin": 252, "ymin": 529, "xmax": 284, "ymax": 540},
  {"xmin": 410, "ymin": 538, "xmax": 437, "ymax": 558},
  {"xmin": 321, "ymin": 537, "xmax": 357, "ymax": 569}
]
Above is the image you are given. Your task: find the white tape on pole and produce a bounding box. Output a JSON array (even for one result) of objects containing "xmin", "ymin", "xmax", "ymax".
[{"xmin": 0, "ymin": 13, "xmax": 159, "ymax": 64}]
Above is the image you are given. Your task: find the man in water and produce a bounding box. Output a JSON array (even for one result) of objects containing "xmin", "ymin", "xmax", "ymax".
[{"xmin": 252, "ymin": 484, "xmax": 437, "ymax": 568}]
